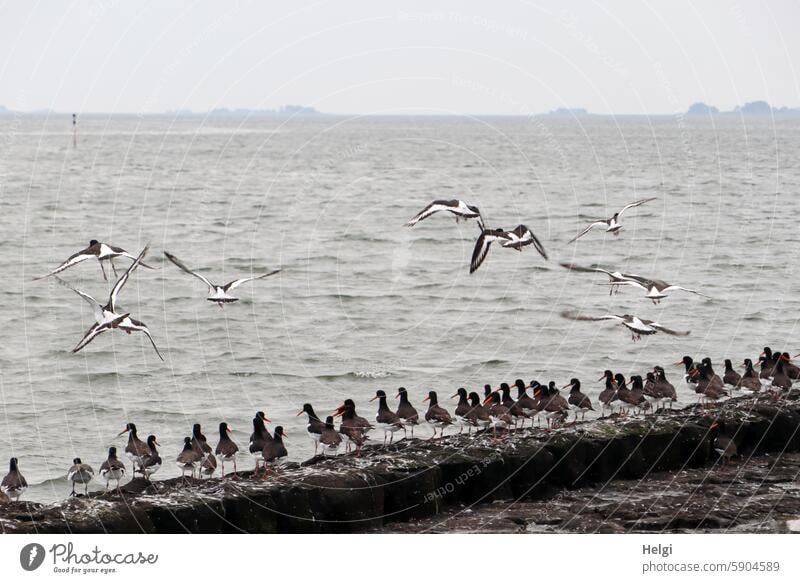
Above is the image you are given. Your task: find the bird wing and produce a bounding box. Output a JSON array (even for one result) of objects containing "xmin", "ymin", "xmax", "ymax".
[
  {"xmin": 649, "ymin": 322, "xmax": 691, "ymax": 336},
  {"xmin": 567, "ymin": 221, "xmax": 607, "ymax": 243},
  {"xmin": 113, "ymin": 248, "xmax": 156, "ymax": 269},
  {"xmin": 603, "ymin": 279, "xmax": 650, "ymax": 292},
  {"xmin": 122, "ymin": 318, "xmax": 165, "ymax": 361},
  {"xmin": 404, "ymin": 201, "xmax": 453, "ymax": 227},
  {"xmin": 223, "ymin": 269, "xmax": 281, "ymax": 291},
  {"xmin": 72, "ymin": 313, "xmax": 130, "ymax": 353},
  {"xmin": 54, "ymin": 276, "xmax": 104, "ymax": 324},
  {"xmin": 469, "ymin": 232, "xmax": 493, "ymax": 274},
  {"xmin": 559, "ymin": 262, "xmax": 616, "ymax": 278},
  {"xmin": 33, "ymin": 245, "xmax": 95, "ymax": 280},
  {"xmin": 108, "ymin": 244, "xmax": 149, "ymax": 311},
  {"xmin": 163, "ymin": 251, "xmax": 215, "ymax": 292},
  {"xmin": 661, "ymin": 284, "xmax": 712, "ymax": 299},
  {"xmin": 617, "ymin": 197, "xmax": 657, "ymax": 217},
  {"xmin": 560, "ymin": 310, "xmax": 624, "ymax": 323}
]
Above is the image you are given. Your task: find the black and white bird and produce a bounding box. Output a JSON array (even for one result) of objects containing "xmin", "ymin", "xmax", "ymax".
[
  {"xmin": 1, "ymin": 457, "xmax": 28, "ymax": 501},
  {"xmin": 602, "ymin": 274, "xmax": 711, "ymax": 304},
  {"xmin": 34, "ymin": 240, "xmax": 154, "ymax": 281},
  {"xmin": 470, "ymin": 225, "xmax": 548, "ymax": 274},
  {"xmin": 67, "ymin": 458, "xmax": 94, "ymax": 496},
  {"xmin": 135, "ymin": 436, "xmax": 162, "ymax": 482},
  {"xmin": 176, "ymin": 437, "xmax": 202, "ymax": 478},
  {"xmin": 164, "ymin": 251, "xmax": 280, "ymax": 307},
  {"xmin": 561, "ymin": 310, "xmax": 690, "ymax": 342},
  {"xmin": 559, "ymin": 262, "xmax": 647, "ymax": 295},
  {"xmin": 567, "ymin": 198, "xmax": 657, "ymax": 243},
  {"xmin": 99, "ymin": 447, "xmax": 125, "ymax": 490},
  {"xmin": 405, "ymin": 199, "xmax": 483, "ymax": 228},
  {"xmin": 215, "ymin": 422, "xmax": 239, "ymax": 476},
  {"xmin": 55, "ymin": 245, "xmax": 163, "ymax": 360}
]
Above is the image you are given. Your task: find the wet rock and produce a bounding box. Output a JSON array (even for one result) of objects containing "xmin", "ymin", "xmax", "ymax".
[{"xmin": 2, "ymin": 394, "xmax": 799, "ymax": 533}]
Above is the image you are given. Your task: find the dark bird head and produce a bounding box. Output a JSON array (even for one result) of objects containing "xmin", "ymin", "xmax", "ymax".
[
  {"xmin": 72, "ymin": 457, "xmax": 82, "ymax": 465},
  {"xmin": 192, "ymin": 423, "xmax": 204, "ymax": 439},
  {"xmin": 324, "ymin": 416, "xmax": 335, "ymax": 429},
  {"xmin": 255, "ymin": 411, "xmax": 270, "ymax": 422},
  {"xmin": 548, "ymin": 381, "xmax": 557, "ymax": 394},
  {"xmin": 483, "ymin": 384, "xmax": 492, "ymax": 397},
  {"xmin": 566, "ymin": 378, "xmax": 581, "ymax": 392},
  {"xmin": 598, "ymin": 369, "xmax": 614, "ymax": 381},
  {"xmin": 370, "ymin": 389, "xmax": 387, "ymax": 401},
  {"xmin": 116, "ymin": 422, "xmax": 137, "ymax": 438},
  {"xmin": 614, "ymin": 373, "xmax": 626, "ymax": 387},
  {"xmin": 468, "ymin": 204, "xmax": 480, "ymax": 215},
  {"xmin": 468, "ymin": 392, "xmax": 481, "ymax": 406},
  {"xmin": 646, "ymin": 372, "xmax": 655, "ymax": 382},
  {"xmin": 499, "ymin": 382, "xmax": 511, "ymax": 396},
  {"xmin": 89, "ymin": 239, "xmax": 99, "ymax": 246},
  {"xmin": 423, "ymin": 391, "xmax": 438, "ymax": 405},
  {"xmin": 514, "ymin": 379, "xmax": 526, "ymax": 391},
  {"xmin": 147, "ymin": 435, "xmax": 159, "ymax": 447},
  {"xmin": 108, "ymin": 447, "xmax": 117, "ymax": 458},
  {"xmin": 182, "ymin": 437, "xmax": 193, "ymax": 450},
  {"xmin": 274, "ymin": 426, "xmax": 287, "ymax": 440},
  {"xmin": 297, "ymin": 403, "xmax": 315, "ymax": 417},
  {"xmin": 9, "ymin": 457, "xmax": 19, "ymax": 471},
  {"xmin": 219, "ymin": 422, "xmax": 232, "ymax": 436},
  {"xmin": 451, "ymin": 387, "xmax": 468, "ymax": 399},
  {"xmin": 724, "ymin": 359, "xmax": 733, "ymax": 369}
]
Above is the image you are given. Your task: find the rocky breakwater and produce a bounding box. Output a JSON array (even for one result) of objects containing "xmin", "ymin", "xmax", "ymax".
[{"xmin": 2, "ymin": 392, "xmax": 799, "ymax": 533}]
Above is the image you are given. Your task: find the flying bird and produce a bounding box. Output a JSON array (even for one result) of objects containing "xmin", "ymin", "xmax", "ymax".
[
  {"xmin": 34, "ymin": 240, "xmax": 155, "ymax": 281},
  {"xmin": 603, "ymin": 275, "xmax": 712, "ymax": 304},
  {"xmin": 567, "ymin": 198, "xmax": 657, "ymax": 243},
  {"xmin": 405, "ymin": 199, "xmax": 483, "ymax": 228},
  {"xmin": 559, "ymin": 262, "xmax": 644, "ymax": 295},
  {"xmin": 470, "ymin": 225, "xmax": 548, "ymax": 273},
  {"xmin": 164, "ymin": 251, "xmax": 280, "ymax": 307},
  {"xmin": 560, "ymin": 310, "xmax": 690, "ymax": 342},
  {"xmin": 55, "ymin": 245, "xmax": 164, "ymax": 360}
]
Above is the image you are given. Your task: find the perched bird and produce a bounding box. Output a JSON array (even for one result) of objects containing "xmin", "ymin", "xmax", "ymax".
[
  {"xmin": 483, "ymin": 390, "xmax": 513, "ymax": 438},
  {"xmin": 723, "ymin": 359, "xmax": 742, "ymax": 389},
  {"xmin": 34, "ymin": 239, "xmax": 154, "ymax": 281},
  {"xmin": 249, "ymin": 411, "xmax": 272, "ymax": 472},
  {"xmin": 676, "ymin": 356, "xmax": 699, "ymax": 388},
  {"xmin": 561, "ymin": 310, "xmax": 690, "ymax": 342},
  {"xmin": 539, "ymin": 382, "xmax": 570, "ymax": 428},
  {"xmin": 334, "ymin": 399, "xmax": 372, "ymax": 454},
  {"xmin": 67, "ymin": 457, "xmax": 94, "ymax": 496},
  {"xmin": 451, "ymin": 387, "xmax": 474, "ymax": 434},
  {"xmin": 1, "ymin": 458, "xmax": 28, "ymax": 501},
  {"xmin": 118, "ymin": 423, "xmax": 150, "ymax": 471},
  {"xmin": 176, "ymin": 437, "xmax": 202, "ymax": 478},
  {"xmin": 693, "ymin": 359, "xmax": 727, "ymax": 405},
  {"xmin": 395, "ymin": 387, "xmax": 420, "ymax": 438},
  {"xmin": 711, "ymin": 421, "xmax": 738, "ymax": 465},
  {"xmin": 297, "ymin": 403, "xmax": 325, "ymax": 455},
  {"xmin": 771, "ymin": 354, "xmax": 793, "ymax": 391},
  {"xmin": 215, "ymin": 422, "xmax": 239, "ymax": 476},
  {"xmin": 652, "ymin": 366, "xmax": 678, "ymax": 409},
  {"xmin": 191, "ymin": 423, "xmax": 213, "ymax": 459},
  {"xmin": 598, "ymin": 370, "xmax": 619, "ymax": 416},
  {"xmin": 164, "ymin": 251, "xmax": 280, "ymax": 307},
  {"xmin": 261, "ymin": 427, "xmax": 288, "ymax": 474},
  {"xmin": 320, "ymin": 416, "xmax": 343, "ymax": 457},
  {"xmin": 613, "ymin": 374, "xmax": 634, "ymax": 416},
  {"xmin": 739, "ymin": 359, "xmax": 762, "ymax": 392},
  {"xmin": 424, "ymin": 391, "xmax": 453, "ymax": 439},
  {"xmin": 781, "ymin": 353, "xmax": 800, "ymax": 380},
  {"xmin": 136, "ymin": 436, "xmax": 162, "ymax": 482},
  {"xmin": 99, "ymin": 447, "xmax": 126, "ymax": 490},
  {"xmin": 370, "ymin": 390, "xmax": 404, "ymax": 445},
  {"xmin": 627, "ymin": 375, "xmax": 650, "ymax": 415},
  {"xmin": 405, "ymin": 199, "xmax": 483, "ymax": 228},
  {"xmin": 512, "ymin": 379, "xmax": 538, "ymax": 428},
  {"xmin": 55, "ymin": 244, "xmax": 163, "ymax": 359},
  {"xmin": 199, "ymin": 452, "xmax": 218, "ymax": 479},
  {"xmin": 567, "ymin": 197, "xmax": 657, "ymax": 243},
  {"xmin": 470, "ymin": 225, "xmax": 547, "ymax": 274},
  {"xmin": 565, "ymin": 378, "xmax": 594, "ymax": 420},
  {"xmin": 464, "ymin": 392, "xmax": 491, "ymax": 432}
]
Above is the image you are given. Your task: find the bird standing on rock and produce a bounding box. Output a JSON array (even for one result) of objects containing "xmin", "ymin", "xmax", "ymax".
[{"xmin": 424, "ymin": 391, "xmax": 453, "ymax": 439}]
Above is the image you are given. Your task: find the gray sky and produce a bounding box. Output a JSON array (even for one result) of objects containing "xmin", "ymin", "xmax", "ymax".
[{"xmin": 1, "ymin": 0, "xmax": 798, "ymax": 114}]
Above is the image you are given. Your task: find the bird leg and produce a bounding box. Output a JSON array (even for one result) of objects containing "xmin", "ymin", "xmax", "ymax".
[
  {"xmin": 99, "ymin": 260, "xmax": 108, "ymax": 281},
  {"xmin": 110, "ymin": 258, "xmax": 118, "ymax": 277}
]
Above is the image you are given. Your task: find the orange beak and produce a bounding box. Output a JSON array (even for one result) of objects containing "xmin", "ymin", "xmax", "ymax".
[
  {"xmin": 116, "ymin": 427, "xmax": 129, "ymax": 437},
  {"xmin": 296, "ymin": 410, "xmax": 304, "ymax": 416},
  {"xmin": 710, "ymin": 422, "xmax": 719, "ymax": 430},
  {"xmin": 450, "ymin": 393, "xmax": 459, "ymax": 399},
  {"xmin": 226, "ymin": 427, "xmax": 232, "ymax": 434},
  {"xmin": 422, "ymin": 395, "xmax": 430, "ymax": 402},
  {"xmin": 369, "ymin": 395, "xmax": 379, "ymax": 402},
  {"xmin": 597, "ymin": 374, "xmax": 606, "ymax": 382},
  {"xmin": 332, "ymin": 405, "xmax": 345, "ymax": 417}
]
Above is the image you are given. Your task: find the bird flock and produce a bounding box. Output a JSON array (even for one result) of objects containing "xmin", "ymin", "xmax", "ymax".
[
  {"xmin": 0, "ymin": 196, "xmax": 732, "ymax": 502},
  {"xmin": 3, "ymin": 343, "xmax": 793, "ymax": 501}
]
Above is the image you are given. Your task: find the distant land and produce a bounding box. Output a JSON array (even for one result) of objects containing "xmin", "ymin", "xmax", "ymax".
[
  {"xmin": 686, "ymin": 100, "xmax": 800, "ymax": 116},
  {"xmin": 0, "ymin": 102, "xmax": 798, "ymax": 117}
]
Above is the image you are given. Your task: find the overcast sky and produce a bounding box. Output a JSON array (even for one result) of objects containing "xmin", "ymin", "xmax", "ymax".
[{"xmin": 1, "ymin": 0, "xmax": 798, "ymax": 114}]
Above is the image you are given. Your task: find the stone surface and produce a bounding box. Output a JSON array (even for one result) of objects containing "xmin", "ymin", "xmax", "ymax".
[{"xmin": 2, "ymin": 393, "xmax": 799, "ymax": 533}]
